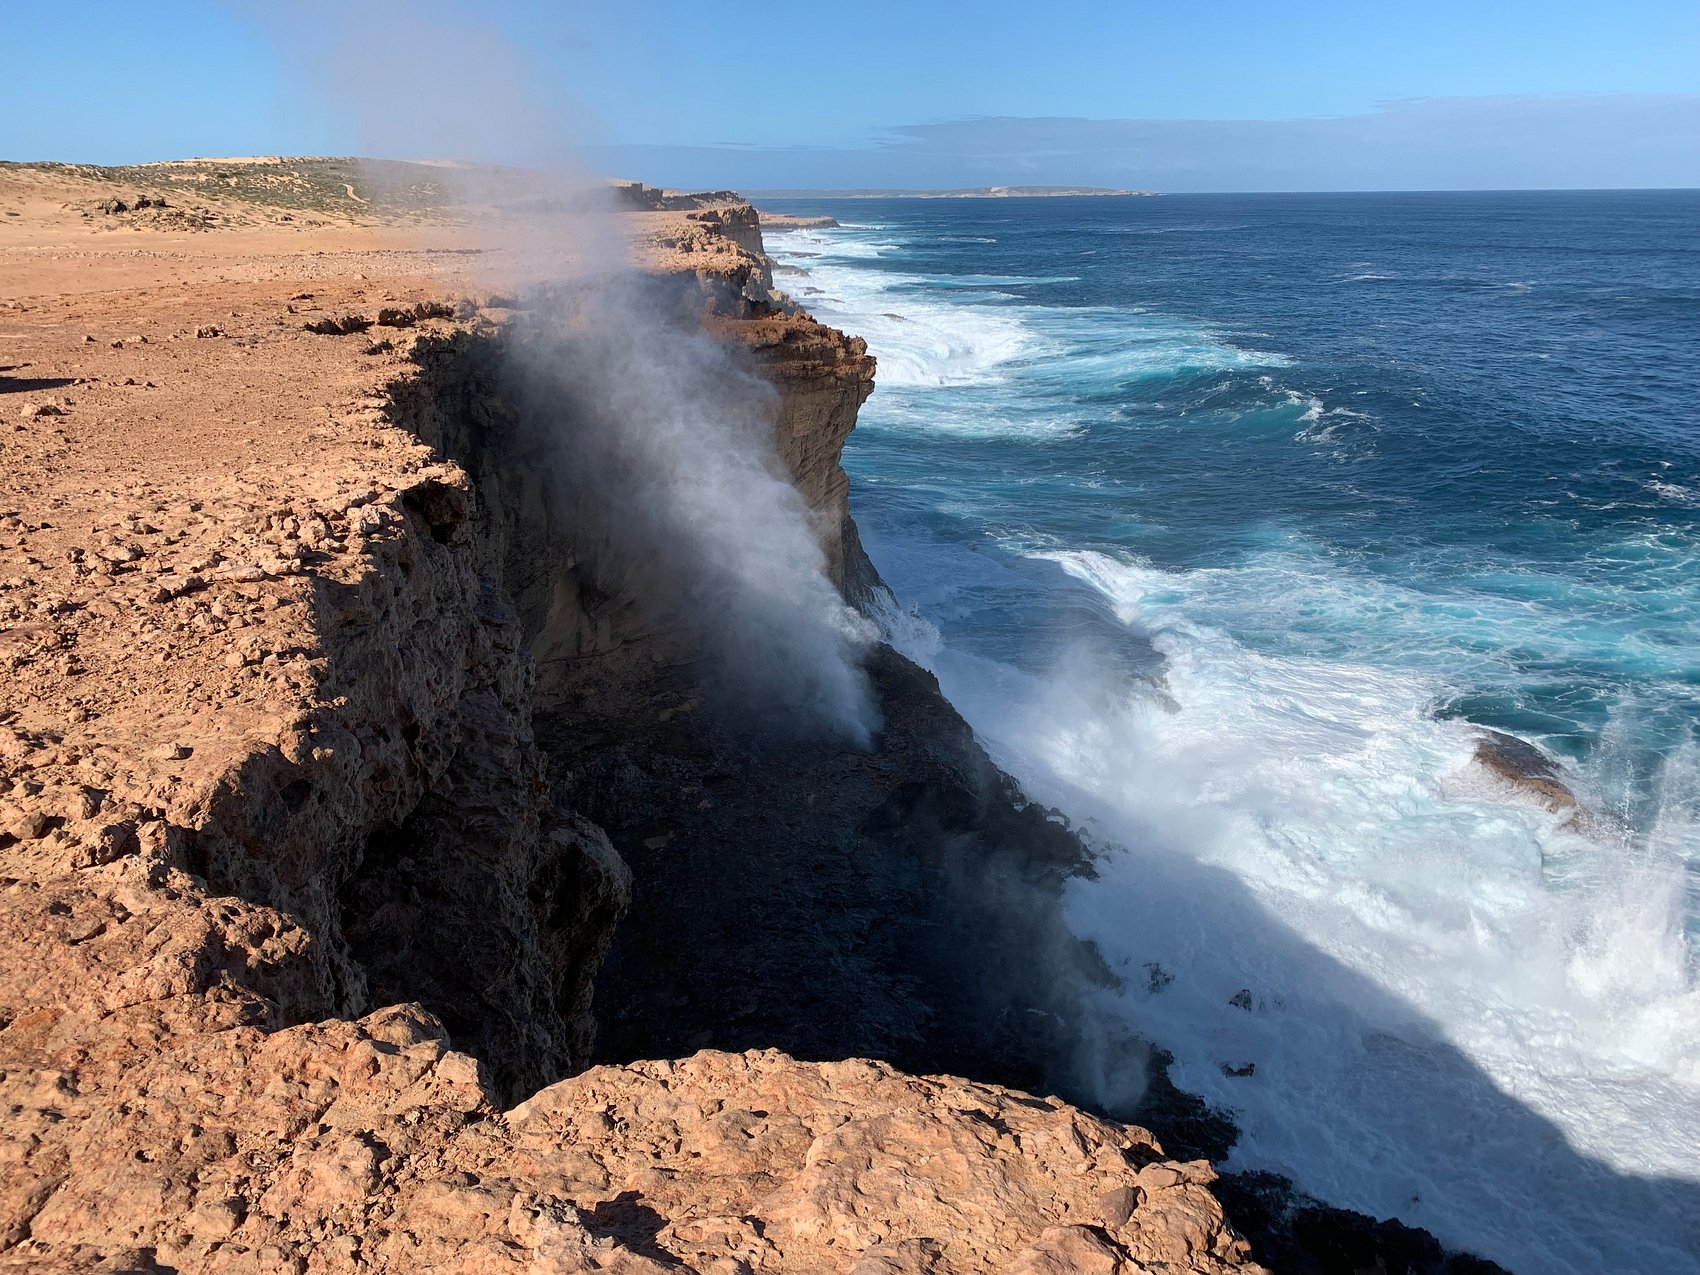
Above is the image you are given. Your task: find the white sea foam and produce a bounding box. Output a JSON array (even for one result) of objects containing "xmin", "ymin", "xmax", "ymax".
[
  {"xmin": 1648, "ymin": 478, "xmax": 1700, "ymax": 506},
  {"xmin": 772, "ymin": 228, "xmax": 1044, "ymax": 387},
  {"xmin": 914, "ymin": 547, "xmax": 1700, "ymax": 1274},
  {"xmin": 1290, "ymin": 397, "xmax": 1380, "ymax": 454},
  {"xmin": 772, "ymin": 225, "xmax": 1287, "ymax": 398}
]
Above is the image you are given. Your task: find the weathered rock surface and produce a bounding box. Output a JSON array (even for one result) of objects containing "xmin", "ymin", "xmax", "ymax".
[
  {"xmin": 0, "ymin": 1012, "xmax": 1259, "ymax": 1272},
  {"xmin": 497, "ymin": 1049, "xmax": 1258, "ymax": 1275},
  {"xmin": 733, "ymin": 313, "xmax": 876, "ymax": 589}
]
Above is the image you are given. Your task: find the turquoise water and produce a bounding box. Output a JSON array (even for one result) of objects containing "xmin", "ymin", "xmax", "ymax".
[{"xmin": 765, "ymin": 192, "xmax": 1700, "ymax": 1274}]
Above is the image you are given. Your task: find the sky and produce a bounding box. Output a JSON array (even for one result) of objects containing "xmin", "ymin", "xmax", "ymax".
[{"xmin": 5, "ymin": 1, "xmax": 1698, "ymax": 190}]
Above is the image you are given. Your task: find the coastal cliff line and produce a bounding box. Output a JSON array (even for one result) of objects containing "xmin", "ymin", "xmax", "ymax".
[{"xmin": 0, "ymin": 163, "xmax": 1265, "ymax": 1274}]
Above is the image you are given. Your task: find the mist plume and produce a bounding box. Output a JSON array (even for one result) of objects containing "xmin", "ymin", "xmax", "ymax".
[
  {"xmin": 509, "ymin": 274, "xmax": 881, "ymax": 743},
  {"xmin": 243, "ymin": 0, "xmax": 879, "ymax": 743}
]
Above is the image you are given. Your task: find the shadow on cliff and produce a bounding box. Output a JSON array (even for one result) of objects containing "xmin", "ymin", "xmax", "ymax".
[{"xmin": 536, "ymin": 638, "xmax": 1104, "ymax": 1083}]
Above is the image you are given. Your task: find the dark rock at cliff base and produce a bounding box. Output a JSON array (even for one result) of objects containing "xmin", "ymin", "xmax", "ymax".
[
  {"xmin": 1472, "ymin": 728, "xmax": 1578, "ymax": 812},
  {"xmin": 537, "ymin": 638, "xmax": 1112, "ymax": 1093},
  {"xmin": 1214, "ymin": 1172, "xmax": 1511, "ymax": 1275}
]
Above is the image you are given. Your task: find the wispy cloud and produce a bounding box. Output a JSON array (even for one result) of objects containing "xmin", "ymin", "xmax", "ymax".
[{"xmin": 589, "ymin": 94, "xmax": 1700, "ymax": 192}]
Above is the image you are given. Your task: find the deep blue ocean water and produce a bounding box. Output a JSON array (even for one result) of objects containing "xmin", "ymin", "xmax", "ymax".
[{"xmin": 764, "ymin": 192, "xmax": 1700, "ymax": 1274}]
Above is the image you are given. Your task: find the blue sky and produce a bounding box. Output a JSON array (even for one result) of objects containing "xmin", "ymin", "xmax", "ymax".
[{"xmin": 6, "ymin": 1, "xmax": 1698, "ymax": 189}]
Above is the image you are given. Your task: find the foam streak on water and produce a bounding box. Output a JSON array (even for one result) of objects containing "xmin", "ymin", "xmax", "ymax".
[{"xmin": 766, "ymin": 195, "xmax": 1700, "ymax": 1274}]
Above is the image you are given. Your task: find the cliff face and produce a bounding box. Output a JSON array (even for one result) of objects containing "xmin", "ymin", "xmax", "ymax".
[
  {"xmin": 0, "ymin": 456, "xmax": 629, "ymax": 1081},
  {"xmin": 733, "ymin": 314, "xmax": 876, "ymax": 590},
  {"xmin": 0, "ymin": 178, "xmax": 1265, "ymax": 1274},
  {"xmin": 390, "ymin": 305, "xmax": 875, "ymax": 681},
  {"xmin": 0, "ymin": 413, "xmax": 627, "ymax": 1265},
  {"xmin": 378, "ymin": 210, "xmax": 1121, "ymax": 1099}
]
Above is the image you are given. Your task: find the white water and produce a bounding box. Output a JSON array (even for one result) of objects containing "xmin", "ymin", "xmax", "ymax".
[{"xmin": 772, "ymin": 223, "xmax": 1700, "ymax": 1273}]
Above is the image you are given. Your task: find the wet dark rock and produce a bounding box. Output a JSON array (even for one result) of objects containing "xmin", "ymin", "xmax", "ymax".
[
  {"xmin": 540, "ymin": 640, "xmax": 1109, "ymax": 1093},
  {"xmin": 1472, "ymin": 729, "xmax": 1578, "ymax": 812},
  {"xmin": 1214, "ymin": 1172, "xmax": 1512, "ymax": 1275}
]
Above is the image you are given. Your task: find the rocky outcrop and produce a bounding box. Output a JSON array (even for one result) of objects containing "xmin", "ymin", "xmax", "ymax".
[
  {"xmin": 730, "ymin": 314, "xmax": 875, "ymax": 589},
  {"xmin": 0, "ymin": 459, "xmax": 626, "ymax": 1089},
  {"xmin": 498, "ymin": 1049, "xmax": 1257, "ymax": 1275},
  {"xmin": 388, "ymin": 299, "xmax": 874, "ymax": 678},
  {"xmin": 0, "ymin": 448, "xmax": 634, "ymax": 1259},
  {"xmin": 1471, "ymin": 728, "xmax": 1579, "ymax": 813},
  {"xmin": 610, "ymin": 181, "xmax": 744, "ymax": 212},
  {"xmin": 0, "ymin": 1002, "xmax": 1258, "ymax": 1273},
  {"xmin": 181, "ymin": 468, "xmax": 630, "ymax": 1096},
  {"xmin": 628, "ymin": 198, "xmax": 790, "ymax": 316}
]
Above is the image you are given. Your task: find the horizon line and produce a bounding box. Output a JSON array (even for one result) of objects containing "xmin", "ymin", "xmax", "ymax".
[
  {"xmin": 748, "ymin": 185, "xmax": 1700, "ymax": 196},
  {"xmin": 5, "ymin": 156, "xmax": 1694, "ymax": 200}
]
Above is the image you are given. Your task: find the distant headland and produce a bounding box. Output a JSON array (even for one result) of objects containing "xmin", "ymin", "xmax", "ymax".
[{"xmin": 749, "ymin": 185, "xmax": 1160, "ymax": 199}]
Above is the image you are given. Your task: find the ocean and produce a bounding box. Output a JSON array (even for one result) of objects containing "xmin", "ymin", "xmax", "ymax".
[{"xmin": 762, "ymin": 191, "xmax": 1700, "ymax": 1274}]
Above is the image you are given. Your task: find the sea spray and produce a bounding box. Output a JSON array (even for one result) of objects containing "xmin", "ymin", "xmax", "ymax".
[
  {"xmin": 504, "ymin": 274, "xmax": 880, "ymax": 743},
  {"xmin": 251, "ymin": 0, "xmax": 879, "ymax": 744}
]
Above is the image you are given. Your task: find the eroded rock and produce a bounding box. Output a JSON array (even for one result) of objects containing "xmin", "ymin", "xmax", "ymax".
[{"xmin": 1472, "ymin": 728, "xmax": 1579, "ymax": 812}]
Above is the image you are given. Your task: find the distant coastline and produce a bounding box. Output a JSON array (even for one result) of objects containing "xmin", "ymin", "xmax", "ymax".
[
  {"xmin": 750, "ymin": 184, "xmax": 1160, "ymax": 199},
  {"xmin": 758, "ymin": 212, "xmax": 840, "ymax": 230}
]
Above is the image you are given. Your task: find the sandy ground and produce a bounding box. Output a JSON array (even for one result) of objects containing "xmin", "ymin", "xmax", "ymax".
[{"xmin": 0, "ymin": 169, "xmax": 474, "ymax": 845}]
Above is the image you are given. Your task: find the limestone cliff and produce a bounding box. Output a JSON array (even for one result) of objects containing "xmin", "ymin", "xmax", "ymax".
[{"xmin": 0, "ymin": 172, "xmax": 1265, "ymax": 1274}]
